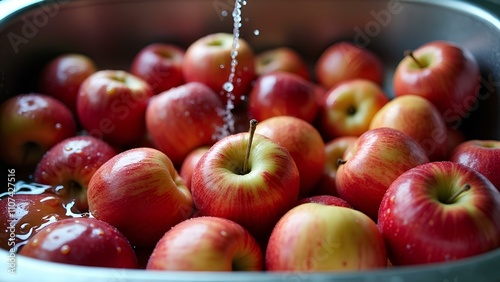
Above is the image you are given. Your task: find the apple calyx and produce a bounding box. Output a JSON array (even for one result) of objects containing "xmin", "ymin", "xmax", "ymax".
[
  {"xmin": 445, "ymin": 183, "xmax": 471, "ymax": 204},
  {"xmin": 404, "ymin": 50, "xmax": 425, "ymax": 69},
  {"xmin": 337, "ymin": 159, "xmax": 347, "ymax": 165},
  {"xmin": 241, "ymin": 119, "xmax": 258, "ymax": 175}
]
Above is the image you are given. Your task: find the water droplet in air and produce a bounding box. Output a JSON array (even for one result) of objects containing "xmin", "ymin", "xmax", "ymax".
[{"xmin": 223, "ymin": 82, "xmax": 234, "ymax": 92}]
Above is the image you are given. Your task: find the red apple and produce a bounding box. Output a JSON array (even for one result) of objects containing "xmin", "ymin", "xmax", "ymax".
[
  {"xmin": 319, "ymin": 79, "xmax": 389, "ymax": 140},
  {"xmin": 77, "ymin": 70, "xmax": 154, "ymax": 146},
  {"xmin": 0, "ymin": 194, "xmax": 70, "ymax": 251},
  {"xmin": 182, "ymin": 32, "xmax": 255, "ymax": 105},
  {"xmin": 266, "ymin": 203, "xmax": 387, "ymax": 271},
  {"xmin": 179, "ymin": 146, "xmax": 210, "ymax": 191},
  {"xmin": 146, "ymin": 82, "xmax": 226, "ymax": 166},
  {"xmin": 87, "ymin": 147, "xmax": 194, "ymax": 247},
  {"xmin": 147, "ymin": 216, "xmax": 263, "ymax": 271},
  {"xmin": 191, "ymin": 122, "xmax": 300, "ymax": 240},
  {"xmin": 315, "ymin": 41, "xmax": 384, "ymax": 89},
  {"xmin": 254, "ymin": 116, "xmax": 326, "ymax": 197},
  {"xmin": 369, "ymin": 94, "xmax": 448, "ymax": 161},
  {"xmin": 393, "ymin": 41, "xmax": 480, "ymax": 127},
  {"xmin": 378, "ymin": 161, "xmax": 500, "ymax": 265},
  {"xmin": 0, "ymin": 93, "xmax": 77, "ymax": 168},
  {"xmin": 311, "ymin": 136, "xmax": 358, "ymax": 197},
  {"xmin": 296, "ymin": 195, "xmax": 352, "ymax": 208},
  {"xmin": 248, "ymin": 71, "xmax": 319, "ymax": 124},
  {"xmin": 450, "ymin": 140, "xmax": 500, "ymax": 191},
  {"xmin": 336, "ymin": 128, "xmax": 429, "ymax": 220},
  {"xmin": 19, "ymin": 217, "xmax": 138, "ymax": 268},
  {"xmin": 255, "ymin": 47, "xmax": 310, "ymax": 80},
  {"xmin": 38, "ymin": 53, "xmax": 97, "ymax": 113},
  {"xmin": 33, "ymin": 135, "xmax": 117, "ymax": 212},
  {"xmin": 130, "ymin": 43, "xmax": 185, "ymax": 94}
]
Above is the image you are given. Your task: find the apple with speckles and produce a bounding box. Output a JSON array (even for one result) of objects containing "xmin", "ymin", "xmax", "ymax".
[{"xmin": 378, "ymin": 161, "xmax": 500, "ymax": 265}]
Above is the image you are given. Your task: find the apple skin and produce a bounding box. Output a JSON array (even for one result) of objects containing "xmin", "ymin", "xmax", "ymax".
[
  {"xmin": 266, "ymin": 203, "xmax": 387, "ymax": 271},
  {"xmin": 393, "ymin": 40, "xmax": 480, "ymax": 123},
  {"xmin": 0, "ymin": 194, "xmax": 70, "ymax": 251},
  {"xmin": 191, "ymin": 132, "xmax": 300, "ymax": 240},
  {"xmin": 378, "ymin": 161, "xmax": 500, "ymax": 266},
  {"xmin": 336, "ymin": 127, "xmax": 430, "ymax": 220},
  {"xmin": 146, "ymin": 82, "xmax": 226, "ymax": 166},
  {"xmin": 319, "ymin": 79, "xmax": 389, "ymax": 140},
  {"xmin": 38, "ymin": 53, "xmax": 97, "ymax": 114},
  {"xmin": 19, "ymin": 217, "xmax": 138, "ymax": 268},
  {"xmin": 369, "ymin": 94, "xmax": 448, "ymax": 161},
  {"xmin": 182, "ymin": 32, "xmax": 256, "ymax": 105},
  {"xmin": 147, "ymin": 216, "xmax": 263, "ymax": 271},
  {"xmin": 77, "ymin": 70, "xmax": 154, "ymax": 146},
  {"xmin": 248, "ymin": 71, "xmax": 319, "ymax": 123},
  {"xmin": 450, "ymin": 140, "xmax": 500, "ymax": 191},
  {"xmin": 254, "ymin": 116, "xmax": 326, "ymax": 197},
  {"xmin": 130, "ymin": 43, "xmax": 185, "ymax": 94},
  {"xmin": 0, "ymin": 93, "xmax": 77, "ymax": 168},
  {"xmin": 87, "ymin": 147, "xmax": 194, "ymax": 247},
  {"xmin": 179, "ymin": 146, "xmax": 210, "ymax": 191},
  {"xmin": 255, "ymin": 47, "xmax": 310, "ymax": 80},
  {"xmin": 296, "ymin": 195, "xmax": 352, "ymax": 208},
  {"xmin": 33, "ymin": 135, "xmax": 117, "ymax": 212},
  {"xmin": 315, "ymin": 41, "xmax": 384, "ymax": 89},
  {"xmin": 311, "ymin": 136, "xmax": 358, "ymax": 197}
]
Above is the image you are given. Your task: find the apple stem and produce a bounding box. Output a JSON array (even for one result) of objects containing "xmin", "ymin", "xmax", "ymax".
[
  {"xmin": 404, "ymin": 50, "xmax": 424, "ymax": 68},
  {"xmin": 446, "ymin": 183, "xmax": 471, "ymax": 204},
  {"xmin": 337, "ymin": 159, "xmax": 347, "ymax": 165},
  {"xmin": 243, "ymin": 119, "xmax": 258, "ymax": 174}
]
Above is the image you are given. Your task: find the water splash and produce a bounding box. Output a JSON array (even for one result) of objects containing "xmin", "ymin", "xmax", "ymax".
[{"xmin": 215, "ymin": 0, "xmax": 246, "ymax": 140}]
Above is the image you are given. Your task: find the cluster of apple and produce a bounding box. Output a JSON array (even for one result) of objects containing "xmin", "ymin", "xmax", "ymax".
[{"xmin": 1, "ymin": 31, "xmax": 500, "ymax": 272}]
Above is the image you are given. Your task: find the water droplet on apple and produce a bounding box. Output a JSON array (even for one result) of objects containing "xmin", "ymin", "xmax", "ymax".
[
  {"xmin": 31, "ymin": 238, "xmax": 39, "ymax": 247},
  {"xmin": 93, "ymin": 228, "xmax": 104, "ymax": 237},
  {"xmin": 406, "ymin": 244, "xmax": 411, "ymax": 250},
  {"xmin": 55, "ymin": 123, "xmax": 62, "ymax": 129},
  {"xmin": 253, "ymin": 29, "xmax": 260, "ymax": 36},
  {"xmin": 116, "ymin": 246, "xmax": 122, "ymax": 254},
  {"xmin": 220, "ymin": 230, "xmax": 227, "ymax": 237},
  {"xmin": 61, "ymin": 244, "xmax": 71, "ymax": 255},
  {"xmin": 221, "ymin": 10, "xmax": 228, "ymax": 17},
  {"xmin": 20, "ymin": 223, "xmax": 31, "ymax": 234}
]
